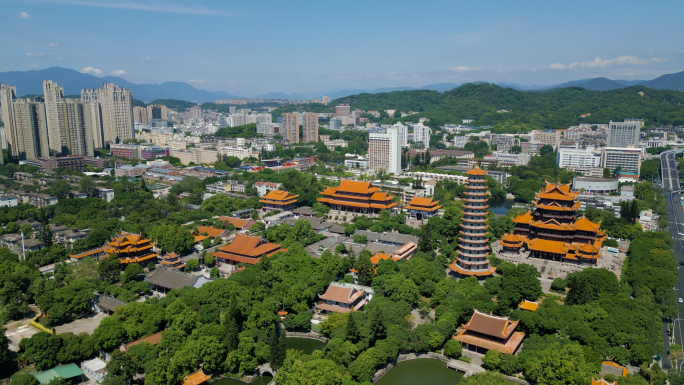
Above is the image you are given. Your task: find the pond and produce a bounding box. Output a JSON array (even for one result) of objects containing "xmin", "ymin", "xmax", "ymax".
[
  {"xmin": 375, "ymin": 358, "xmax": 464, "ymax": 385},
  {"xmin": 489, "ymin": 199, "xmax": 515, "ymax": 215},
  {"xmin": 285, "ymin": 337, "xmax": 326, "ymax": 355},
  {"xmin": 212, "ymin": 375, "xmax": 272, "ymax": 385}
]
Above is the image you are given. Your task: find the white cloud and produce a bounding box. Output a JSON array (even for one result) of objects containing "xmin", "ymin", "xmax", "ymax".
[
  {"xmin": 30, "ymin": 64, "xmax": 39, "ymax": 68},
  {"xmin": 48, "ymin": 42, "xmax": 60, "ymax": 47},
  {"xmin": 549, "ymin": 55, "xmax": 665, "ymax": 70},
  {"xmin": 138, "ymin": 56, "xmax": 150, "ymax": 61},
  {"xmin": 81, "ymin": 66, "xmax": 103, "ymax": 75},
  {"xmin": 19, "ymin": 12, "xmax": 30, "ymax": 19},
  {"xmin": 55, "ymin": 56, "xmax": 64, "ymax": 60},
  {"xmin": 25, "ymin": 52, "xmax": 44, "ymax": 57},
  {"xmin": 77, "ymin": 54, "xmax": 85, "ymax": 59},
  {"xmin": 449, "ymin": 66, "xmax": 482, "ymax": 72},
  {"xmin": 33, "ymin": 0, "xmax": 230, "ymax": 16},
  {"xmin": 190, "ymin": 79, "xmax": 205, "ymax": 84},
  {"xmin": 110, "ymin": 69, "xmax": 127, "ymax": 76}
]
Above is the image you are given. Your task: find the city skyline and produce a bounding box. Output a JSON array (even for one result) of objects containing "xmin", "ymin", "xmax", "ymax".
[{"xmin": 1, "ymin": 0, "xmax": 683, "ymax": 96}]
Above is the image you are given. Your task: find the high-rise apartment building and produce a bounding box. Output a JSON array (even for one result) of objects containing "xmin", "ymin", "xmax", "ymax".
[
  {"xmin": 81, "ymin": 83, "xmax": 134, "ymax": 146},
  {"xmin": 43, "ymin": 80, "xmax": 66, "ymax": 154},
  {"xmin": 190, "ymin": 106, "xmax": 202, "ymax": 122},
  {"xmin": 282, "ymin": 113, "xmax": 299, "ymax": 143},
  {"xmin": 133, "ymin": 106, "xmax": 148, "ymax": 124},
  {"xmin": 84, "ymin": 100, "xmax": 104, "ymax": 149},
  {"xmin": 0, "ymin": 84, "xmax": 19, "ymax": 158},
  {"xmin": 303, "ymin": 113, "xmax": 318, "ymax": 143},
  {"xmin": 147, "ymin": 105, "xmax": 168, "ymax": 121},
  {"xmin": 369, "ymin": 127, "xmax": 401, "ymax": 174},
  {"xmin": 391, "ymin": 122, "xmax": 408, "ymax": 147},
  {"xmin": 322, "ymin": 96, "xmax": 330, "ymax": 105},
  {"xmin": 607, "ymin": 120, "xmax": 642, "ymax": 148},
  {"xmin": 412, "ymin": 123, "xmax": 431, "ymax": 147},
  {"xmin": 12, "ymin": 99, "xmax": 50, "ymax": 160},
  {"xmin": 62, "ymin": 99, "xmax": 94, "ymax": 157},
  {"xmin": 335, "ymin": 104, "xmax": 351, "ymax": 117}
]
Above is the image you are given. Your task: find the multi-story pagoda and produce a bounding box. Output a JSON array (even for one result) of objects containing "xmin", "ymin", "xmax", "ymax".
[
  {"xmin": 259, "ymin": 190, "xmax": 299, "ymax": 212},
  {"xmin": 449, "ymin": 167, "xmax": 496, "ymax": 277},
  {"xmin": 104, "ymin": 231, "xmax": 158, "ymax": 265},
  {"xmin": 317, "ymin": 180, "xmax": 397, "ymax": 217},
  {"xmin": 501, "ymin": 182, "xmax": 606, "ymax": 265}
]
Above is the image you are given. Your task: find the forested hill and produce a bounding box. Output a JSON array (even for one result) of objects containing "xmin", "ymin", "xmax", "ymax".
[{"xmin": 332, "ymin": 83, "xmax": 684, "ymax": 130}]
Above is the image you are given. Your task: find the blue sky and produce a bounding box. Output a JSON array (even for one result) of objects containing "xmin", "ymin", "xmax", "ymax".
[{"xmin": 2, "ymin": 0, "xmax": 683, "ymax": 96}]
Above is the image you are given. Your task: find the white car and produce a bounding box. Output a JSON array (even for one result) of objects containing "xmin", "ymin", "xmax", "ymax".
[{"xmin": 679, "ymin": 298, "xmax": 683, "ymax": 304}]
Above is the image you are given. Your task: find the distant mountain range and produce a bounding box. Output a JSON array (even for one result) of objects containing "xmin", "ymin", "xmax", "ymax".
[
  {"xmin": 0, "ymin": 67, "xmax": 240, "ymax": 103},
  {"xmin": 0, "ymin": 66, "xmax": 683, "ymax": 103}
]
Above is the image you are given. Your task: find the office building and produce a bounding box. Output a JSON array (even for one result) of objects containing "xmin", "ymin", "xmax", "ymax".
[
  {"xmin": 42, "ymin": 80, "xmax": 66, "ymax": 154},
  {"xmin": 485, "ymin": 151, "xmax": 531, "ymax": 166},
  {"xmin": 607, "ymin": 120, "xmax": 642, "ymax": 148},
  {"xmin": 257, "ymin": 122, "xmax": 282, "ymax": 136},
  {"xmin": 329, "ymin": 118, "xmax": 341, "ymax": 130},
  {"xmin": 486, "ymin": 134, "xmax": 519, "ymax": 152},
  {"xmin": 335, "ymin": 104, "xmax": 351, "ymax": 117},
  {"xmin": 282, "ymin": 113, "xmax": 299, "ymax": 143},
  {"xmin": 369, "ymin": 127, "xmax": 401, "ymax": 174},
  {"xmin": 81, "ymin": 83, "xmax": 134, "ymax": 146},
  {"xmin": 557, "ymin": 147, "xmax": 601, "ymax": 168},
  {"xmin": 601, "ymin": 147, "xmax": 642, "ymax": 177},
  {"xmin": 412, "ymin": 123, "xmax": 431, "ymax": 147},
  {"xmin": 303, "ymin": 113, "xmax": 318, "ymax": 143}
]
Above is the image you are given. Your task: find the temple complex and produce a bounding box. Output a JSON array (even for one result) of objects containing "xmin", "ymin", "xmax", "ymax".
[
  {"xmin": 259, "ymin": 190, "xmax": 299, "ymax": 212},
  {"xmin": 316, "ymin": 283, "xmax": 367, "ymax": 314},
  {"xmin": 455, "ymin": 310, "xmax": 525, "ymax": 354},
  {"xmin": 501, "ymin": 182, "xmax": 606, "ymax": 266},
  {"xmin": 405, "ymin": 196, "xmax": 442, "ymax": 221},
  {"xmin": 213, "ymin": 234, "xmax": 284, "ymax": 265},
  {"xmin": 104, "ymin": 232, "xmax": 158, "ymax": 265},
  {"xmin": 317, "ymin": 180, "xmax": 397, "ymax": 217},
  {"xmin": 449, "ymin": 167, "xmax": 496, "ymax": 277}
]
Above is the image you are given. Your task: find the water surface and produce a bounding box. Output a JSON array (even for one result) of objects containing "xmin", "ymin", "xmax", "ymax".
[{"xmin": 375, "ymin": 358, "xmax": 464, "ymax": 385}]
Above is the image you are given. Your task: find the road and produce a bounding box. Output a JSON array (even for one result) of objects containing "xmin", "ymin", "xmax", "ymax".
[{"xmin": 660, "ymin": 149, "xmax": 684, "ymax": 371}]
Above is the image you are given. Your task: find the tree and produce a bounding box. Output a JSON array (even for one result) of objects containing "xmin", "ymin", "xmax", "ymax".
[
  {"xmin": 272, "ymin": 328, "xmax": 286, "ymax": 370},
  {"xmin": 550, "ymin": 277, "xmax": 567, "ymax": 292},
  {"xmin": 210, "ymin": 267, "xmax": 219, "ymax": 278},
  {"xmin": 461, "ymin": 372, "xmax": 510, "ymax": 385},
  {"xmin": 38, "ymin": 224, "xmax": 54, "ymax": 247},
  {"xmin": 11, "ymin": 375, "xmax": 39, "ymax": 385},
  {"xmin": 0, "ymin": 327, "xmax": 14, "ymax": 377},
  {"xmin": 539, "ymin": 145, "xmax": 554, "ymax": 156},
  {"xmin": 79, "ymin": 176, "xmax": 97, "ymax": 197},
  {"xmin": 346, "ymin": 312, "xmax": 359, "ymax": 342},
  {"xmin": 51, "ymin": 180, "xmax": 71, "ymax": 199},
  {"xmin": 355, "ymin": 252, "xmax": 374, "ymax": 286},
  {"xmin": 184, "ymin": 259, "xmax": 200, "ymax": 272},
  {"xmin": 443, "ymin": 339, "xmax": 462, "ymax": 358},
  {"xmin": 122, "ymin": 263, "xmax": 143, "ymax": 284},
  {"xmin": 566, "ymin": 268, "xmax": 619, "ymax": 305},
  {"xmin": 510, "ymin": 145, "xmax": 522, "ymax": 154},
  {"xmin": 335, "ymin": 243, "xmax": 347, "ymax": 255},
  {"xmin": 98, "ymin": 256, "xmax": 121, "ymax": 283}
]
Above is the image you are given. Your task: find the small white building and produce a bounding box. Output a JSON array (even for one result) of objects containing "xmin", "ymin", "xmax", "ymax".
[{"xmin": 81, "ymin": 358, "xmax": 107, "ymax": 383}]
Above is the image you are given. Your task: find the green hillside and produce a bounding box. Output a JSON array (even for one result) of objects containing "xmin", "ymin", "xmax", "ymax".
[{"xmin": 328, "ymin": 83, "xmax": 684, "ymax": 130}]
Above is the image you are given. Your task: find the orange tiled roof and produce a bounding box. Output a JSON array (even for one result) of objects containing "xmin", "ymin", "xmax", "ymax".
[
  {"xmin": 196, "ymin": 226, "xmax": 226, "ymax": 238},
  {"xmin": 69, "ymin": 247, "xmax": 105, "ymax": 259},
  {"xmin": 215, "ymin": 234, "xmax": 281, "ymax": 258},
  {"xmin": 454, "ymin": 330, "xmax": 525, "ymax": 354},
  {"xmin": 512, "ymin": 211, "xmax": 533, "ymax": 224},
  {"xmin": 448, "ymin": 262, "xmax": 496, "ymax": 276},
  {"xmin": 182, "ymin": 368, "xmax": 211, "ymax": 385},
  {"xmin": 518, "ymin": 300, "xmax": 539, "ymax": 311},
  {"xmin": 319, "ymin": 283, "xmax": 365, "ymax": 304},
  {"xmin": 527, "ymin": 238, "xmax": 568, "ymax": 254},
  {"xmin": 591, "ymin": 379, "xmax": 615, "ymax": 385},
  {"xmin": 501, "ymin": 233, "xmax": 524, "ymax": 247},
  {"xmin": 370, "ymin": 253, "xmax": 392, "ymax": 265},
  {"xmin": 534, "ymin": 200, "xmax": 581, "ymax": 211},
  {"xmin": 193, "ymin": 235, "xmax": 209, "ymax": 243},
  {"xmin": 462, "ymin": 310, "xmax": 519, "ymax": 338},
  {"xmin": 121, "ymin": 331, "xmax": 163, "ymax": 352},
  {"xmin": 574, "ymin": 216, "xmax": 601, "ymax": 232},
  {"xmin": 260, "ymin": 189, "xmax": 299, "ymax": 202},
  {"xmin": 601, "ymin": 361, "xmax": 628, "ymax": 377},
  {"xmin": 405, "ymin": 197, "xmax": 442, "ymax": 212},
  {"xmin": 466, "ymin": 167, "xmax": 487, "ymax": 176},
  {"xmin": 216, "ymin": 216, "xmax": 255, "ymax": 229},
  {"xmin": 336, "ymin": 180, "xmax": 377, "ymax": 194}
]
